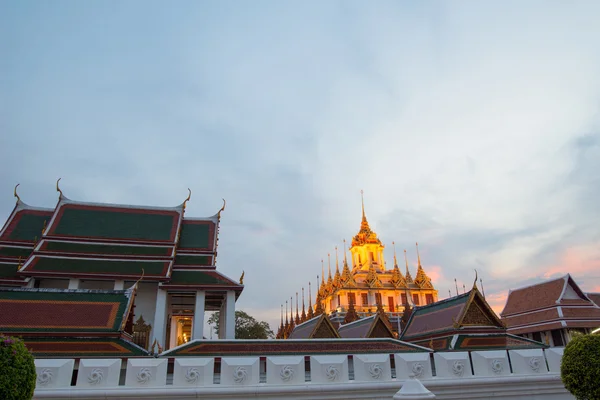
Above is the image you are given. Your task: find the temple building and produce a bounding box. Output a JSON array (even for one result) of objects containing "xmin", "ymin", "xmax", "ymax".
[
  {"xmin": 0, "ymin": 182, "xmax": 243, "ymax": 357},
  {"xmin": 278, "ymin": 193, "xmax": 439, "ymax": 338},
  {"xmin": 500, "ymin": 274, "xmax": 600, "ymax": 347}
]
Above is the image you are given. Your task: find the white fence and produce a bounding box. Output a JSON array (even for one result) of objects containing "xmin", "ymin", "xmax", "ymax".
[{"xmin": 33, "ymin": 348, "xmax": 573, "ymax": 400}]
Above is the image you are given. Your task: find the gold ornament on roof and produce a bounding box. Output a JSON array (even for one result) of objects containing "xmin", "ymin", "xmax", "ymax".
[
  {"xmin": 239, "ymin": 270, "xmax": 245, "ymax": 285},
  {"xmin": 351, "ymin": 190, "xmax": 382, "ymax": 247},
  {"xmin": 56, "ymin": 178, "xmax": 63, "ymax": 198},
  {"xmin": 183, "ymin": 188, "xmax": 192, "ymax": 210},
  {"xmin": 13, "ymin": 183, "xmax": 21, "ymax": 204},
  {"xmin": 218, "ymin": 198, "xmax": 226, "ymax": 218}
]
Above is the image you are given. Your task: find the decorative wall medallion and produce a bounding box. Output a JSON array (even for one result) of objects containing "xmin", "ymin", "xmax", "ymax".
[
  {"xmin": 491, "ymin": 359, "xmax": 503, "ymax": 374},
  {"xmin": 88, "ymin": 368, "xmax": 104, "ymax": 385},
  {"xmin": 368, "ymin": 364, "xmax": 383, "ymax": 380},
  {"xmin": 452, "ymin": 361, "xmax": 465, "ymax": 377},
  {"xmin": 325, "ymin": 365, "xmax": 340, "ymax": 381},
  {"xmin": 233, "ymin": 366, "xmax": 247, "ymax": 384},
  {"xmin": 185, "ymin": 367, "xmax": 201, "ymax": 383},
  {"xmin": 529, "ymin": 357, "xmax": 541, "ymax": 372},
  {"xmin": 137, "ymin": 368, "xmax": 152, "ymax": 384},
  {"xmin": 37, "ymin": 369, "xmax": 53, "ymax": 386},
  {"xmin": 411, "ymin": 362, "xmax": 424, "ymax": 378},
  {"xmin": 280, "ymin": 365, "xmax": 294, "ymax": 382}
]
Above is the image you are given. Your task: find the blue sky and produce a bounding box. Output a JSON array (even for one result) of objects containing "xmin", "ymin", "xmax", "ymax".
[{"xmin": 2, "ymin": 1, "xmax": 600, "ymax": 330}]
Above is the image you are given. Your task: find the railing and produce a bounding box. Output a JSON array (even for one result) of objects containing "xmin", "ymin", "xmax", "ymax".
[{"xmin": 33, "ymin": 348, "xmax": 573, "ymax": 399}]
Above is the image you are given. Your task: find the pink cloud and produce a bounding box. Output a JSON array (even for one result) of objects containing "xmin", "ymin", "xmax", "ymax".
[
  {"xmin": 541, "ymin": 247, "xmax": 600, "ymax": 279},
  {"xmin": 427, "ymin": 265, "xmax": 444, "ymax": 284},
  {"xmin": 485, "ymin": 291, "xmax": 508, "ymax": 316}
]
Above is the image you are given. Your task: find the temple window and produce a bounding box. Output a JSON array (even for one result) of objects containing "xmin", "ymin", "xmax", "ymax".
[
  {"xmin": 401, "ymin": 293, "xmax": 407, "ymax": 305},
  {"xmin": 388, "ymin": 296, "xmax": 395, "ymax": 312},
  {"xmin": 412, "ymin": 294, "xmax": 420, "ymax": 305},
  {"xmin": 361, "ymin": 293, "xmax": 368, "ymax": 306},
  {"xmin": 348, "ymin": 293, "xmax": 356, "ymax": 306},
  {"xmin": 375, "ymin": 293, "xmax": 382, "ymax": 305},
  {"xmin": 426, "ymin": 294, "xmax": 434, "ymax": 304}
]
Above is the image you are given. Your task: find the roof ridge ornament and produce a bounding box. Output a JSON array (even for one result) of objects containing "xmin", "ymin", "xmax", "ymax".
[
  {"xmin": 217, "ymin": 198, "xmax": 226, "ymax": 218},
  {"xmin": 56, "ymin": 178, "xmax": 64, "ymax": 199},
  {"xmin": 473, "ymin": 269, "xmax": 478, "ymax": 290},
  {"xmin": 183, "ymin": 188, "xmax": 191, "ymax": 210},
  {"xmin": 14, "ymin": 183, "xmax": 21, "ymax": 204}
]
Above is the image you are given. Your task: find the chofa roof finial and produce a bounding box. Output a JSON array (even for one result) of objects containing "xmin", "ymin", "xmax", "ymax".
[
  {"xmin": 14, "ymin": 183, "xmax": 21, "ymax": 204},
  {"xmin": 56, "ymin": 178, "xmax": 63, "ymax": 198},
  {"xmin": 183, "ymin": 188, "xmax": 192, "ymax": 210},
  {"xmin": 217, "ymin": 198, "xmax": 226, "ymax": 218}
]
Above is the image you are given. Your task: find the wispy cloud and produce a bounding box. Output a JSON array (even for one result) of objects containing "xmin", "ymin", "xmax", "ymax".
[{"xmin": 1, "ymin": 1, "xmax": 600, "ymax": 330}]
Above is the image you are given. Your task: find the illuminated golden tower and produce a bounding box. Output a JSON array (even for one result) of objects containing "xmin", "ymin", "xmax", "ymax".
[{"xmin": 311, "ymin": 192, "xmax": 439, "ymax": 335}]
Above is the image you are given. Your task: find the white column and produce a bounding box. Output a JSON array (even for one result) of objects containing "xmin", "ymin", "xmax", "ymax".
[
  {"xmin": 225, "ymin": 290, "xmax": 236, "ymax": 339},
  {"xmin": 68, "ymin": 278, "xmax": 80, "ymax": 289},
  {"xmin": 26, "ymin": 278, "xmax": 35, "ymax": 288},
  {"xmin": 192, "ymin": 290, "xmax": 206, "ymax": 340},
  {"xmin": 114, "ymin": 280, "xmax": 124, "ymax": 290},
  {"xmin": 152, "ymin": 289, "xmax": 168, "ymax": 350},
  {"xmin": 218, "ymin": 303, "xmax": 226, "ymax": 339}
]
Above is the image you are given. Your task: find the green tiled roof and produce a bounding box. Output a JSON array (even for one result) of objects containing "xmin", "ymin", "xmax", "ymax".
[
  {"xmin": 178, "ymin": 223, "xmax": 211, "ymax": 249},
  {"xmin": 53, "ymin": 207, "xmax": 178, "ymax": 241},
  {"xmin": 44, "ymin": 241, "xmax": 172, "ymax": 256},
  {"xmin": 0, "ymin": 262, "xmax": 19, "ymax": 278},
  {"xmin": 0, "ymin": 246, "xmax": 32, "ymax": 258},
  {"xmin": 27, "ymin": 257, "xmax": 168, "ymax": 277},
  {"xmin": 7, "ymin": 213, "xmax": 48, "ymax": 241},
  {"xmin": 174, "ymin": 255, "xmax": 212, "ymax": 266},
  {"xmin": 168, "ymin": 270, "xmax": 237, "ymax": 286}
]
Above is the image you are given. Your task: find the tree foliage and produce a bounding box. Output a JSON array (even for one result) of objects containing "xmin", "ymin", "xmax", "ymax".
[
  {"xmin": 561, "ymin": 333, "xmax": 600, "ymax": 400},
  {"xmin": 207, "ymin": 310, "xmax": 274, "ymax": 339},
  {"xmin": 0, "ymin": 335, "xmax": 36, "ymax": 400}
]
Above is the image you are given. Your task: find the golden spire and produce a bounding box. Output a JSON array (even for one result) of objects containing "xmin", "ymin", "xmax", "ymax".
[
  {"xmin": 295, "ymin": 292, "xmax": 300, "ymax": 325},
  {"xmin": 14, "ymin": 184, "xmax": 21, "ymax": 204},
  {"xmin": 416, "ymin": 242, "xmax": 422, "ymax": 267},
  {"xmin": 343, "ymin": 239, "xmax": 348, "ymax": 265},
  {"xmin": 327, "ymin": 253, "xmax": 333, "ymax": 288},
  {"xmin": 217, "ymin": 199, "xmax": 226, "ymax": 219},
  {"xmin": 414, "ymin": 243, "xmax": 433, "ymax": 289},
  {"xmin": 301, "ymin": 287, "xmax": 307, "ymax": 322},
  {"xmin": 404, "ymin": 249, "xmax": 413, "ymax": 282},
  {"xmin": 239, "ymin": 270, "xmax": 245, "ymax": 285},
  {"xmin": 393, "ymin": 241, "xmax": 398, "ymax": 267},
  {"xmin": 183, "ymin": 188, "xmax": 192, "ymax": 210},
  {"xmin": 390, "ymin": 242, "xmax": 406, "ymax": 288},
  {"xmin": 361, "ymin": 189, "xmax": 366, "ymax": 220},
  {"xmin": 307, "ymin": 282, "xmax": 314, "ymax": 319},
  {"xmin": 333, "ymin": 246, "xmax": 342, "ymax": 289},
  {"xmin": 289, "ymin": 296, "xmax": 295, "ymax": 330},
  {"xmin": 321, "ymin": 260, "xmax": 325, "ymax": 285}
]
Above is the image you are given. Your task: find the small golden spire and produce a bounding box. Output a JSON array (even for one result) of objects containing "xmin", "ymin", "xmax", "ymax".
[
  {"xmin": 41, "ymin": 220, "xmax": 47, "ymax": 235},
  {"xmin": 343, "ymin": 239, "xmax": 348, "ymax": 265},
  {"xmin": 183, "ymin": 188, "xmax": 192, "ymax": 210},
  {"xmin": 392, "ymin": 241, "xmax": 398, "ymax": 267},
  {"xmin": 56, "ymin": 178, "xmax": 63, "ymax": 198},
  {"xmin": 18, "ymin": 256, "xmax": 22, "ymax": 268},
  {"xmin": 404, "ymin": 249, "xmax": 413, "ymax": 282},
  {"xmin": 321, "ymin": 260, "xmax": 325, "ymax": 285},
  {"xmin": 416, "ymin": 242, "xmax": 421, "ymax": 267},
  {"xmin": 14, "ymin": 184, "xmax": 21, "ymax": 204},
  {"xmin": 295, "ymin": 292, "xmax": 300, "ymax": 324},
  {"xmin": 473, "ymin": 269, "xmax": 478, "ymax": 289},
  {"xmin": 327, "ymin": 253, "xmax": 332, "ymax": 280},
  {"xmin": 239, "ymin": 270, "xmax": 245, "ymax": 284},
  {"xmin": 335, "ymin": 246, "xmax": 339, "ymax": 270},
  {"xmin": 361, "ymin": 189, "xmax": 365, "ymax": 220},
  {"xmin": 301, "ymin": 287, "xmax": 306, "ymax": 322}
]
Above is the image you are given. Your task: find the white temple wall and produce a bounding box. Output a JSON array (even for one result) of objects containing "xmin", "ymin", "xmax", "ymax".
[
  {"xmin": 130, "ymin": 281, "xmax": 158, "ymax": 338},
  {"xmin": 37, "ymin": 278, "xmax": 69, "ymax": 289},
  {"xmin": 32, "ymin": 348, "xmax": 575, "ymax": 400},
  {"xmin": 78, "ymin": 280, "xmax": 114, "ymax": 290}
]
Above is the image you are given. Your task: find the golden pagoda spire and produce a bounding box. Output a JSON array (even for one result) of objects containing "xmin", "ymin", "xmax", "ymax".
[
  {"xmin": 390, "ymin": 242, "xmax": 406, "ymax": 288},
  {"xmin": 284, "ymin": 300, "xmax": 289, "ymax": 338},
  {"xmin": 333, "ymin": 246, "xmax": 342, "ymax": 290},
  {"xmin": 301, "ymin": 287, "xmax": 307, "ymax": 322},
  {"xmin": 404, "ymin": 249, "xmax": 413, "ymax": 283},
  {"xmin": 414, "ymin": 242, "xmax": 433, "ymax": 289},
  {"xmin": 416, "ymin": 242, "xmax": 422, "ymax": 268},
  {"xmin": 277, "ymin": 304, "xmax": 283, "ymax": 339},
  {"xmin": 393, "ymin": 241, "xmax": 398, "ymax": 267},
  {"xmin": 307, "ymin": 282, "xmax": 314, "ymax": 319},
  {"xmin": 326, "ymin": 253, "xmax": 333, "ymax": 290},
  {"xmin": 289, "ymin": 296, "xmax": 295, "ymax": 331},
  {"xmin": 295, "ymin": 292, "xmax": 300, "ymax": 325},
  {"xmin": 359, "ymin": 189, "xmax": 371, "ymax": 232},
  {"xmin": 343, "ymin": 239, "xmax": 348, "ymax": 265}
]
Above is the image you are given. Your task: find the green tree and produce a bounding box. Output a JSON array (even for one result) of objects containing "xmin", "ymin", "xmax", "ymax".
[
  {"xmin": 561, "ymin": 333, "xmax": 600, "ymax": 400},
  {"xmin": 207, "ymin": 310, "xmax": 274, "ymax": 339},
  {"xmin": 0, "ymin": 335, "xmax": 36, "ymax": 400}
]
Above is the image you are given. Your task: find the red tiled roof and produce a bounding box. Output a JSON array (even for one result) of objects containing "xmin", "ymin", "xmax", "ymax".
[
  {"xmin": 561, "ymin": 307, "xmax": 600, "ymax": 319},
  {"xmin": 587, "ymin": 293, "xmax": 600, "ymax": 307},
  {"xmin": 503, "ymin": 309, "xmax": 559, "ymax": 328},
  {"xmin": 508, "ymin": 321, "xmax": 564, "ymax": 335},
  {"xmin": 501, "ymin": 276, "xmax": 566, "ymax": 316}
]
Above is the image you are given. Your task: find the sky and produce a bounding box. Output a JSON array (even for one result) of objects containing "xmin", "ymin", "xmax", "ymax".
[{"xmin": 1, "ymin": 1, "xmax": 600, "ymax": 333}]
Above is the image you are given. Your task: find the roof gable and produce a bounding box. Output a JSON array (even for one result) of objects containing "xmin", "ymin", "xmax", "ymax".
[
  {"xmin": 501, "ymin": 276, "xmax": 566, "ymax": 316},
  {"xmin": 338, "ymin": 313, "xmax": 395, "ymax": 339},
  {"xmin": 289, "ymin": 314, "xmax": 341, "ymax": 339},
  {"xmin": 0, "ymin": 204, "xmax": 53, "ymax": 243}
]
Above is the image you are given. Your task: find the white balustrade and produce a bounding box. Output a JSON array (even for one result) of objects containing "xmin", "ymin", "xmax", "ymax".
[
  {"xmin": 34, "ymin": 359, "xmax": 74, "ymax": 389},
  {"xmin": 394, "ymin": 353, "xmax": 433, "ymax": 380},
  {"xmin": 471, "ymin": 350, "xmax": 510, "ymax": 377},
  {"xmin": 353, "ymin": 354, "xmax": 392, "ymax": 382},
  {"xmin": 509, "ymin": 349, "xmax": 548, "ymax": 375},
  {"xmin": 76, "ymin": 359, "xmax": 122, "ymax": 387},
  {"xmin": 433, "ymin": 351, "xmax": 472, "ymax": 378},
  {"xmin": 173, "ymin": 357, "xmax": 214, "ymax": 386},
  {"xmin": 310, "ymin": 355, "xmax": 349, "ymax": 384},
  {"xmin": 220, "ymin": 357, "xmax": 260, "ymax": 386},
  {"xmin": 545, "ymin": 347, "xmax": 565, "ymax": 373},
  {"xmin": 266, "ymin": 356, "xmax": 305, "ymax": 385},
  {"xmin": 125, "ymin": 358, "xmax": 168, "ymax": 387}
]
